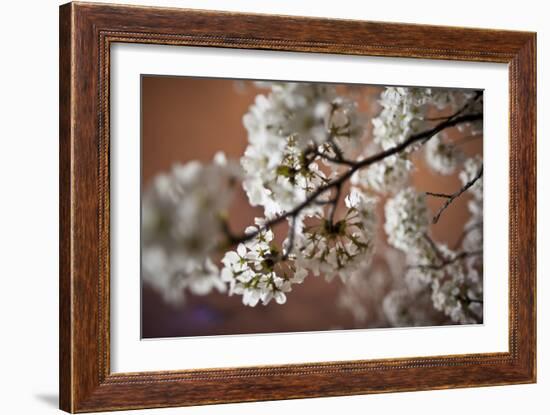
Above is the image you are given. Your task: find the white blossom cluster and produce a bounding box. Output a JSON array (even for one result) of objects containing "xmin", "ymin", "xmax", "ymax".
[
  {"xmin": 357, "ymin": 87, "xmax": 475, "ymax": 194},
  {"xmin": 241, "ymin": 133, "xmax": 328, "ymax": 218},
  {"xmin": 383, "ymin": 184, "xmax": 483, "ymax": 324},
  {"xmin": 353, "ymin": 154, "xmax": 412, "ymax": 194},
  {"xmin": 382, "ymin": 288, "xmax": 440, "ymax": 327},
  {"xmin": 392, "ymin": 244, "xmax": 482, "ymax": 325},
  {"xmin": 142, "ymin": 249, "xmax": 224, "ymax": 305},
  {"xmin": 338, "ymin": 247, "xmax": 444, "ymax": 328},
  {"xmin": 241, "ymin": 82, "xmax": 366, "ymax": 218},
  {"xmin": 425, "ymin": 133, "xmax": 462, "ymax": 175},
  {"xmin": 317, "ymin": 96, "xmax": 368, "ymax": 160},
  {"xmin": 221, "ymin": 219, "xmax": 307, "ymax": 306},
  {"xmin": 430, "ymin": 274, "xmax": 482, "ymax": 324},
  {"xmin": 295, "ymin": 188, "xmax": 377, "ymax": 283},
  {"xmin": 384, "ymin": 187, "xmax": 430, "ymax": 251},
  {"xmin": 372, "ymin": 87, "xmax": 463, "ymax": 151},
  {"xmin": 141, "ymin": 153, "xmax": 240, "ymax": 304}
]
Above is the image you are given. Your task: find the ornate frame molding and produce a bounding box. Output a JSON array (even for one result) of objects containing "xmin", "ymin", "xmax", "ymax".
[{"xmin": 60, "ymin": 2, "xmax": 536, "ymax": 412}]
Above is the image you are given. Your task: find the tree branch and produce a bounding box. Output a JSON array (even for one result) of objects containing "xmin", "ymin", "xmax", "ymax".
[
  {"xmin": 428, "ymin": 164, "xmax": 483, "ymax": 224},
  {"xmin": 312, "ymin": 149, "xmax": 356, "ymax": 166},
  {"xmin": 425, "ymin": 191, "xmax": 454, "ymax": 199},
  {"xmin": 225, "ymin": 112, "xmax": 483, "ymax": 246},
  {"xmin": 422, "ymin": 233, "xmax": 445, "ymax": 263},
  {"xmin": 457, "ymin": 294, "xmax": 483, "ymax": 305}
]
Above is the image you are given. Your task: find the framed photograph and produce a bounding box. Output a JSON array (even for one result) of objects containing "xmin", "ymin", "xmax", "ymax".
[{"xmin": 59, "ymin": 2, "xmax": 536, "ymax": 412}]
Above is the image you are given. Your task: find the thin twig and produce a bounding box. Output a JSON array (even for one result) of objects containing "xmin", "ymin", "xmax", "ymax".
[
  {"xmin": 424, "ymin": 114, "xmax": 456, "ymax": 122},
  {"xmin": 425, "ymin": 191, "xmax": 454, "ymax": 199},
  {"xmin": 422, "ymin": 233, "xmax": 445, "ymax": 263},
  {"xmin": 430, "ymin": 165, "xmax": 483, "ymax": 224}
]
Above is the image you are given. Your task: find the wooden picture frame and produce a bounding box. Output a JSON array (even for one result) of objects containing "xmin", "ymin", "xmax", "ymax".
[{"xmin": 59, "ymin": 2, "xmax": 536, "ymax": 412}]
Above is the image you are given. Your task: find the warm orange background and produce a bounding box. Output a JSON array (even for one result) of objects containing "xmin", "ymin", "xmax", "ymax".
[{"xmin": 141, "ymin": 76, "xmax": 482, "ymax": 338}]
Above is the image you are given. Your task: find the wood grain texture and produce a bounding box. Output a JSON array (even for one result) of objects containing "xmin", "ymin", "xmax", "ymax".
[
  {"xmin": 59, "ymin": 3, "xmax": 73, "ymax": 411},
  {"xmin": 59, "ymin": 2, "xmax": 536, "ymax": 412}
]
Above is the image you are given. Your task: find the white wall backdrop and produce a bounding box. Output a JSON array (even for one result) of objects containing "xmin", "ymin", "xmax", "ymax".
[{"xmin": 0, "ymin": 0, "xmax": 546, "ymax": 414}]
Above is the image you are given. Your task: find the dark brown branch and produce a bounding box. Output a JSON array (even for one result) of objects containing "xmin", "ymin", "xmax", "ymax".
[
  {"xmin": 422, "ymin": 233, "xmax": 445, "ymax": 263},
  {"xmin": 447, "ymin": 91, "xmax": 482, "ymax": 121},
  {"xmin": 422, "ymin": 93, "xmax": 481, "ymax": 123},
  {"xmin": 430, "ymin": 164, "xmax": 483, "ymax": 224},
  {"xmin": 327, "ymin": 135, "xmax": 345, "ymax": 161},
  {"xmin": 425, "ymin": 191, "xmax": 454, "ymax": 199},
  {"xmin": 417, "ymin": 91, "xmax": 482, "ymax": 148},
  {"xmin": 225, "ymin": 112, "xmax": 483, "ymax": 246},
  {"xmin": 314, "ymin": 150, "xmax": 356, "ymax": 166},
  {"xmin": 457, "ymin": 294, "xmax": 483, "ymax": 305},
  {"xmin": 424, "ymin": 114, "xmax": 456, "ymax": 122}
]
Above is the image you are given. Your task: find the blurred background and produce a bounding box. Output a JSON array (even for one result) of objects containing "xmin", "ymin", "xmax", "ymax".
[{"xmin": 141, "ymin": 76, "xmax": 482, "ymax": 338}]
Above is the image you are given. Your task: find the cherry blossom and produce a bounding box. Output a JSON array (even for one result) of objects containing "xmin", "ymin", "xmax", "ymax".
[{"xmin": 142, "ymin": 82, "xmax": 483, "ymax": 327}]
